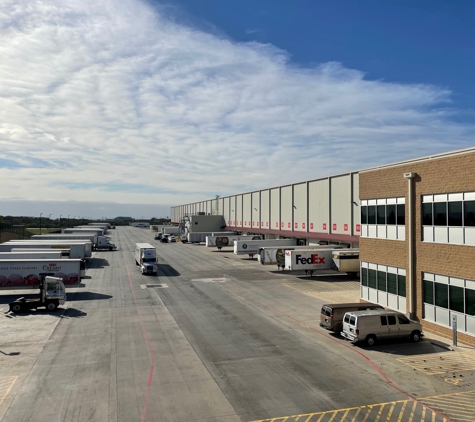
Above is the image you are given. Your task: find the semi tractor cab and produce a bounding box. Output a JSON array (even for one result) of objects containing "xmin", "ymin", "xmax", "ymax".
[
  {"xmin": 135, "ymin": 243, "xmax": 157, "ymax": 275},
  {"xmin": 9, "ymin": 275, "xmax": 66, "ymax": 313}
]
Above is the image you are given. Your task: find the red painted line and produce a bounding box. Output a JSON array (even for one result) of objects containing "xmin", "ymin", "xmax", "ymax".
[{"xmin": 121, "ymin": 249, "xmax": 155, "ymax": 422}]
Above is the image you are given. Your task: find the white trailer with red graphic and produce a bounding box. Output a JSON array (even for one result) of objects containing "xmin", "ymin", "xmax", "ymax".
[
  {"xmin": 259, "ymin": 245, "xmax": 343, "ymax": 268},
  {"xmin": 283, "ymin": 249, "xmax": 336, "ymax": 276},
  {"xmin": 0, "ymin": 259, "xmax": 82, "ymax": 289}
]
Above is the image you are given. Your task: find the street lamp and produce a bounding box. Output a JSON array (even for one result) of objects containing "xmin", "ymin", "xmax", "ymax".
[
  {"xmin": 60, "ymin": 214, "xmax": 62, "ymax": 229},
  {"xmin": 68, "ymin": 215, "xmax": 70, "ymax": 228},
  {"xmin": 40, "ymin": 213, "xmax": 43, "ymax": 234}
]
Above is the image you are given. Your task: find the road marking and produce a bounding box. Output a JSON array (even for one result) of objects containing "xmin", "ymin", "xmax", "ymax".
[
  {"xmin": 398, "ymin": 351, "xmax": 475, "ymax": 375},
  {"xmin": 0, "ymin": 376, "xmax": 17, "ymax": 406},
  {"xmin": 191, "ymin": 277, "xmax": 229, "ymax": 283},
  {"xmin": 249, "ymin": 390, "xmax": 475, "ymax": 422}
]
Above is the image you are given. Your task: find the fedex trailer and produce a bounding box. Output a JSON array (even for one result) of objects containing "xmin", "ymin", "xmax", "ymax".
[
  {"xmin": 206, "ymin": 235, "xmax": 261, "ymax": 250},
  {"xmin": 284, "ymin": 249, "xmax": 336, "ymax": 275},
  {"xmin": 0, "ymin": 259, "xmax": 82, "ymax": 288},
  {"xmin": 259, "ymin": 245, "xmax": 343, "ymax": 268},
  {"xmin": 234, "ymin": 239, "xmax": 299, "ymax": 257}
]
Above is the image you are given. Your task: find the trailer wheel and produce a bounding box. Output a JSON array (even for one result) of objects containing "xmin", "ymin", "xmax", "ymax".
[
  {"xmin": 10, "ymin": 302, "xmax": 23, "ymax": 313},
  {"xmin": 46, "ymin": 301, "xmax": 58, "ymax": 312}
]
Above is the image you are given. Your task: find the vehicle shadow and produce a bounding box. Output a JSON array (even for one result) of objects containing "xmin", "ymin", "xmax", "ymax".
[
  {"xmin": 212, "ymin": 250, "xmax": 234, "ymax": 253},
  {"xmin": 67, "ymin": 291, "xmax": 113, "ymax": 301},
  {"xmin": 157, "ymin": 264, "xmax": 180, "ymax": 277},
  {"xmin": 88, "ymin": 258, "xmax": 110, "ymax": 268}
]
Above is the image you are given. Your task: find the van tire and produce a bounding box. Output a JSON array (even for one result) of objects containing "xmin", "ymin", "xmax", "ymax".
[
  {"xmin": 410, "ymin": 330, "xmax": 421, "ymax": 343},
  {"xmin": 365, "ymin": 335, "xmax": 376, "ymax": 347}
]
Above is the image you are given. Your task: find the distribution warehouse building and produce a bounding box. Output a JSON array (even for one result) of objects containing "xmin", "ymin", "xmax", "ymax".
[{"xmin": 171, "ymin": 146, "xmax": 475, "ymax": 346}]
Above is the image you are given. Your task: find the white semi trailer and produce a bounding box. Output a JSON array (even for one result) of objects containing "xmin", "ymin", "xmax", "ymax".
[
  {"xmin": 259, "ymin": 244, "xmax": 343, "ymax": 268},
  {"xmin": 0, "ymin": 259, "xmax": 82, "ymax": 287},
  {"xmin": 234, "ymin": 239, "xmax": 299, "ymax": 258},
  {"xmin": 332, "ymin": 249, "xmax": 360, "ymax": 276},
  {"xmin": 284, "ymin": 249, "xmax": 336, "ymax": 275},
  {"xmin": 30, "ymin": 234, "xmax": 116, "ymax": 250},
  {"xmin": 5, "ymin": 240, "xmax": 92, "ymax": 258},
  {"xmin": 206, "ymin": 235, "xmax": 261, "ymax": 250},
  {"xmin": 0, "ymin": 251, "xmax": 64, "ymax": 260}
]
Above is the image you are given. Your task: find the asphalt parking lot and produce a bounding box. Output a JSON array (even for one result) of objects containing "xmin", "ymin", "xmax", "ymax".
[{"xmin": 1, "ymin": 226, "xmax": 474, "ymax": 422}]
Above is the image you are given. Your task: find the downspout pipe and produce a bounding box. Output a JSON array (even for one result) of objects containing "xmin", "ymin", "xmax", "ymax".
[{"xmin": 404, "ymin": 172, "xmax": 416, "ymax": 320}]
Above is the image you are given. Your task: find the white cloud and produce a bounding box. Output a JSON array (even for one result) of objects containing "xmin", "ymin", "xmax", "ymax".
[{"xmin": 0, "ymin": 0, "xmax": 474, "ymax": 217}]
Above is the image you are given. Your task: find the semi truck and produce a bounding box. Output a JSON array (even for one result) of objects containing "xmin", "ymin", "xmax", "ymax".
[
  {"xmin": 234, "ymin": 239, "xmax": 299, "ymax": 258},
  {"xmin": 283, "ymin": 249, "xmax": 336, "ymax": 275},
  {"xmin": 206, "ymin": 235, "xmax": 261, "ymax": 250},
  {"xmin": 135, "ymin": 243, "xmax": 157, "ymax": 275},
  {"xmin": 4, "ymin": 240, "xmax": 92, "ymax": 258},
  {"xmin": 259, "ymin": 244, "xmax": 343, "ymax": 268},
  {"xmin": 30, "ymin": 234, "xmax": 116, "ymax": 250},
  {"xmin": 8, "ymin": 275, "xmax": 67, "ymax": 313},
  {"xmin": 0, "ymin": 259, "xmax": 82, "ymax": 287}
]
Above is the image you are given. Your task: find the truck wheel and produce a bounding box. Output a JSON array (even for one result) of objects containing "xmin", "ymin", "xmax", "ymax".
[
  {"xmin": 410, "ymin": 330, "xmax": 421, "ymax": 343},
  {"xmin": 109, "ymin": 247, "xmax": 113, "ymax": 251},
  {"xmin": 10, "ymin": 302, "xmax": 23, "ymax": 313},
  {"xmin": 46, "ymin": 301, "xmax": 58, "ymax": 312},
  {"xmin": 365, "ymin": 335, "xmax": 376, "ymax": 347}
]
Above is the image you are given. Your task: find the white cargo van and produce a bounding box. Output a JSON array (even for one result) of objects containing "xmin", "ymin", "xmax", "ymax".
[{"xmin": 341, "ymin": 309, "xmax": 423, "ymax": 346}]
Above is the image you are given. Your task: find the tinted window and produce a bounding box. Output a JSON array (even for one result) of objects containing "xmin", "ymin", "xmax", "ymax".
[
  {"xmin": 397, "ymin": 204, "xmax": 405, "ymax": 225},
  {"xmin": 398, "ymin": 275, "xmax": 406, "ymax": 297},
  {"xmin": 386, "ymin": 204, "xmax": 396, "ymax": 225},
  {"xmin": 434, "ymin": 202, "xmax": 447, "ymax": 226},
  {"xmin": 387, "ymin": 315, "xmax": 397, "ymax": 325},
  {"xmin": 466, "ymin": 289, "xmax": 475, "ymax": 316},
  {"xmin": 448, "ymin": 202, "xmax": 462, "ymax": 226},
  {"xmin": 422, "ymin": 203, "xmax": 433, "ymax": 225},
  {"xmin": 423, "ymin": 280, "xmax": 434, "ymax": 304},
  {"xmin": 377, "ymin": 205, "xmax": 386, "ymax": 224},
  {"xmin": 361, "ymin": 268, "xmax": 368, "ymax": 287},
  {"xmin": 349, "ymin": 316, "xmax": 356, "ymax": 325},
  {"xmin": 368, "ymin": 269, "xmax": 377, "ymax": 289},
  {"xmin": 368, "ymin": 206, "xmax": 376, "ymax": 224},
  {"xmin": 387, "ymin": 273, "xmax": 397, "ymax": 295},
  {"xmin": 380, "ymin": 316, "xmax": 387, "ymax": 325},
  {"xmin": 464, "ymin": 201, "xmax": 475, "ymax": 227},
  {"xmin": 398, "ymin": 315, "xmax": 410, "ymax": 324},
  {"xmin": 344, "ymin": 314, "xmax": 350, "ymax": 323},
  {"xmin": 449, "ymin": 285, "xmax": 464, "ymax": 313},
  {"xmin": 377, "ymin": 271, "xmax": 387, "ymax": 292},
  {"xmin": 435, "ymin": 283, "xmax": 448, "ymax": 308},
  {"xmin": 361, "ymin": 206, "xmax": 368, "ymax": 224}
]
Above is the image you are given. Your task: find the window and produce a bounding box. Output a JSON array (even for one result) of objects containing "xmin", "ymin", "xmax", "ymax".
[
  {"xmin": 435, "ymin": 283, "xmax": 448, "ymax": 309},
  {"xmin": 423, "ymin": 280, "xmax": 434, "ymax": 305},
  {"xmin": 344, "ymin": 314, "xmax": 350, "ymax": 323},
  {"xmin": 361, "ymin": 268, "xmax": 368, "ymax": 287},
  {"xmin": 448, "ymin": 202, "xmax": 463, "ymax": 226},
  {"xmin": 422, "ymin": 203, "xmax": 433, "ymax": 225},
  {"xmin": 465, "ymin": 289, "xmax": 475, "ymax": 316},
  {"xmin": 368, "ymin": 206, "xmax": 376, "ymax": 224},
  {"xmin": 449, "ymin": 285, "xmax": 464, "ymax": 313},
  {"xmin": 397, "ymin": 275, "xmax": 406, "ymax": 297},
  {"xmin": 398, "ymin": 315, "xmax": 410, "ymax": 324},
  {"xmin": 433, "ymin": 202, "xmax": 447, "ymax": 226},
  {"xmin": 387, "ymin": 273, "xmax": 397, "ymax": 294},
  {"xmin": 397, "ymin": 204, "xmax": 405, "ymax": 225},
  {"xmin": 387, "ymin": 315, "xmax": 397, "ymax": 325},
  {"xmin": 361, "ymin": 206, "xmax": 368, "ymax": 224},
  {"xmin": 386, "ymin": 205, "xmax": 396, "ymax": 225},
  {"xmin": 465, "ymin": 201, "xmax": 475, "ymax": 226},
  {"xmin": 349, "ymin": 316, "xmax": 356, "ymax": 325},
  {"xmin": 368, "ymin": 269, "xmax": 377, "ymax": 289},
  {"xmin": 377, "ymin": 271, "xmax": 387, "ymax": 292},
  {"xmin": 380, "ymin": 316, "xmax": 387, "ymax": 325},
  {"xmin": 377, "ymin": 205, "xmax": 386, "ymax": 224}
]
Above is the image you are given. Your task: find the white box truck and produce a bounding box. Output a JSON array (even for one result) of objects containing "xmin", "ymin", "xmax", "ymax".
[
  {"xmin": 284, "ymin": 249, "xmax": 336, "ymax": 275},
  {"xmin": 234, "ymin": 239, "xmax": 299, "ymax": 257},
  {"xmin": 135, "ymin": 243, "xmax": 157, "ymax": 275},
  {"xmin": 206, "ymin": 235, "xmax": 261, "ymax": 250},
  {"xmin": 6, "ymin": 240, "xmax": 92, "ymax": 258},
  {"xmin": 0, "ymin": 259, "xmax": 82, "ymax": 288},
  {"xmin": 259, "ymin": 244, "xmax": 342, "ymax": 268}
]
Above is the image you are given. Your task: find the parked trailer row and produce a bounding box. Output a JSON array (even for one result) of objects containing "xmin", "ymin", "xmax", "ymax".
[
  {"xmin": 234, "ymin": 238, "xmax": 299, "ymax": 257},
  {"xmin": 30, "ymin": 234, "xmax": 116, "ymax": 250},
  {"xmin": 206, "ymin": 235, "xmax": 261, "ymax": 250}
]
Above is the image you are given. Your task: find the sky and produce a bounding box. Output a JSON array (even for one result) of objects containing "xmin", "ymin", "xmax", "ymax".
[{"xmin": 1, "ymin": 0, "xmax": 474, "ymax": 219}]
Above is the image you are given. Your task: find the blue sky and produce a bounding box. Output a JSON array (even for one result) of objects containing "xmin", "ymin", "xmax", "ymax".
[{"xmin": 0, "ymin": 0, "xmax": 474, "ymax": 219}]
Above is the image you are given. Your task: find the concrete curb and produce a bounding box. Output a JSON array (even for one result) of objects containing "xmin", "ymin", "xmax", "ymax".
[{"xmin": 431, "ymin": 341, "xmax": 454, "ymax": 351}]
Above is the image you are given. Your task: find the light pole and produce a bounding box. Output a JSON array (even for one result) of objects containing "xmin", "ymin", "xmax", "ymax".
[
  {"xmin": 68, "ymin": 215, "xmax": 70, "ymax": 228},
  {"xmin": 40, "ymin": 213, "xmax": 43, "ymax": 234},
  {"xmin": 60, "ymin": 214, "xmax": 62, "ymax": 229},
  {"xmin": 48, "ymin": 214, "xmax": 52, "ymax": 230}
]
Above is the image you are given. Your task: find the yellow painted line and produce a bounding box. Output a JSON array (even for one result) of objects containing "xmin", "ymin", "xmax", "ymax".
[
  {"xmin": 396, "ymin": 401, "xmax": 408, "ymax": 422},
  {"xmin": 0, "ymin": 376, "xmax": 17, "ymax": 406},
  {"xmin": 398, "ymin": 352, "xmax": 475, "ymax": 375}
]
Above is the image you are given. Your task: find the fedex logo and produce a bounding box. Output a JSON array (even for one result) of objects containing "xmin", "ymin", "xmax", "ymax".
[{"xmin": 296, "ymin": 254, "xmax": 325, "ymax": 265}]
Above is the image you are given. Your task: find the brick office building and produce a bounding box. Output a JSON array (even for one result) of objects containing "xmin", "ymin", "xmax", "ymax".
[{"xmin": 359, "ymin": 147, "xmax": 475, "ymax": 346}]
